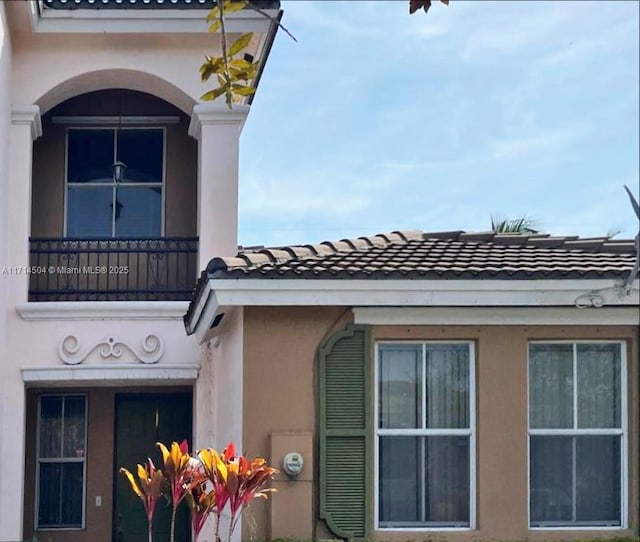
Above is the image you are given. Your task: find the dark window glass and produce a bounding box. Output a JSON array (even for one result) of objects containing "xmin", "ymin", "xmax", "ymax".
[
  {"xmin": 115, "ymin": 187, "xmax": 162, "ymax": 238},
  {"xmin": 118, "ymin": 129, "xmax": 163, "ymax": 183},
  {"xmin": 66, "ymin": 128, "xmax": 163, "ymax": 238},
  {"xmin": 530, "ymin": 436, "xmax": 573, "ymax": 523},
  {"xmin": 39, "ymin": 397, "xmax": 63, "ymax": 458},
  {"xmin": 576, "ymin": 436, "xmax": 621, "ymax": 523},
  {"xmin": 379, "ymin": 435, "xmax": 470, "ymax": 527},
  {"xmin": 38, "ymin": 463, "xmax": 84, "ymax": 528},
  {"xmin": 529, "ymin": 342, "xmax": 623, "ymax": 527},
  {"xmin": 67, "ymin": 187, "xmax": 113, "ymax": 238},
  {"xmin": 38, "ymin": 396, "xmax": 86, "ymax": 529},
  {"xmin": 67, "ymin": 130, "xmax": 114, "ymax": 184}
]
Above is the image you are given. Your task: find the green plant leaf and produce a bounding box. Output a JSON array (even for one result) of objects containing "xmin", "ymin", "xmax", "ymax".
[
  {"xmin": 200, "ymin": 57, "xmax": 225, "ymax": 81},
  {"xmin": 227, "ymin": 33, "xmax": 253, "ymax": 57},
  {"xmin": 200, "ymin": 87, "xmax": 228, "ymax": 102},
  {"xmin": 229, "ymin": 58, "xmax": 254, "ymax": 71},
  {"xmin": 206, "ymin": 6, "xmax": 220, "ymax": 23},
  {"xmin": 231, "ymin": 84, "xmax": 256, "ymax": 97},
  {"xmin": 222, "ymin": 0, "xmax": 248, "ymax": 14}
]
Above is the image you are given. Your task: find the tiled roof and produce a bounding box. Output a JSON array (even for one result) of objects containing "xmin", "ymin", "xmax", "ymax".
[
  {"xmin": 43, "ymin": 0, "xmax": 279, "ymax": 9},
  {"xmin": 206, "ymin": 230, "xmax": 637, "ymax": 280}
]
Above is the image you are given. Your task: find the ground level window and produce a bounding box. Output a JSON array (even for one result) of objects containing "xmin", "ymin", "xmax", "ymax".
[
  {"xmin": 376, "ymin": 342, "xmax": 475, "ymax": 529},
  {"xmin": 528, "ymin": 342, "xmax": 625, "ymax": 528},
  {"xmin": 37, "ymin": 395, "xmax": 87, "ymax": 529}
]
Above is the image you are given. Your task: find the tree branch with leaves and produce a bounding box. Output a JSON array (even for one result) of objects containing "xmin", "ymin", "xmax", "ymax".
[{"xmin": 200, "ymin": 0, "xmax": 446, "ymax": 107}]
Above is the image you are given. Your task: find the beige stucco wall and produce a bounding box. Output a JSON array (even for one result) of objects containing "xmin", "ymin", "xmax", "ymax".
[
  {"xmin": 31, "ymin": 89, "xmax": 197, "ymax": 239},
  {"xmin": 243, "ymin": 306, "xmax": 351, "ymax": 541},
  {"xmin": 242, "ymin": 307, "xmax": 639, "ymax": 541}
]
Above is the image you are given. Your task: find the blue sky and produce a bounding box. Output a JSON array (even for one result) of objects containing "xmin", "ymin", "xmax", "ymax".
[{"xmin": 238, "ymin": 0, "xmax": 639, "ymax": 248}]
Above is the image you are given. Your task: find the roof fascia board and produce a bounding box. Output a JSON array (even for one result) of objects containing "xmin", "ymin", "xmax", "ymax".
[
  {"xmin": 186, "ymin": 277, "xmax": 639, "ymax": 341},
  {"xmin": 354, "ymin": 307, "xmax": 640, "ymax": 326},
  {"xmin": 208, "ymin": 278, "xmax": 639, "ymax": 306},
  {"xmin": 31, "ymin": 7, "xmax": 278, "ymax": 33}
]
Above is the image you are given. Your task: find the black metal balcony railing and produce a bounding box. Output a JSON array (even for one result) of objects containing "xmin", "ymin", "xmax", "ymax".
[{"xmin": 29, "ymin": 238, "xmax": 198, "ymax": 302}]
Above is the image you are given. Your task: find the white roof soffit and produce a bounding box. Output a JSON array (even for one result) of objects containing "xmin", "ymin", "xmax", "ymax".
[
  {"xmin": 31, "ymin": 3, "xmax": 279, "ymax": 34},
  {"xmin": 189, "ymin": 277, "xmax": 640, "ymax": 339}
]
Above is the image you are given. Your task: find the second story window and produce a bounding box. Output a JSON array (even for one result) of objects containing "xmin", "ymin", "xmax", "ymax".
[{"xmin": 65, "ymin": 128, "xmax": 164, "ymax": 238}]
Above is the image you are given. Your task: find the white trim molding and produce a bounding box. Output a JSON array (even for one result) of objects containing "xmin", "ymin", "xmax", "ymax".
[
  {"xmin": 354, "ymin": 307, "xmax": 640, "ymax": 326},
  {"xmin": 58, "ymin": 334, "xmax": 164, "ymax": 365},
  {"xmin": 11, "ymin": 104, "xmax": 43, "ymax": 140},
  {"xmin": 188, "ymin": 277, "xmax": 640, "ymax": 340},
  {"xmin": 22, "ymin": 364, "xmax": 199, "ymax": 384},
  {"xmin": 17, "ymin": 301, "xmax": 189, "ymax": 320},
  {"xmin": 188, "ymin": 102, "xmax": 250, "ymax": 140}
]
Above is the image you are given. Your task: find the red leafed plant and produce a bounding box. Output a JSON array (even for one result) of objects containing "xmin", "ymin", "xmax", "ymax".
[
  {"xmin": 198, "ymin": 442, "xmax": 277, "ymax": 542},
  {"xmin": 121, "ymin": 440, "xmax": 277, "ymax": 542},
  {"xmin": 120, "ymin": 459, "xmax": 164, "ymax": 542},
  {"xmin": 157, "ymin": 440, "xmax": 196, "ymax": 542}
]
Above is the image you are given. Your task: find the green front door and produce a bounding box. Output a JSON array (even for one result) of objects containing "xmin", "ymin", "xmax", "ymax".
[{"xmin": 114, "ymin": 393, "xmax": 192, "ymax": 542}]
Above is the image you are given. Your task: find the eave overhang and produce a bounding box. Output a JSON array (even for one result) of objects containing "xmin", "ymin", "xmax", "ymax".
[
  {"xmin": 29, "ymin": 0, "xmax": 281, "ymax": 34},
  {"xmin": 184, "ymin": 277, "xmax": 640, "ymax": 343}
]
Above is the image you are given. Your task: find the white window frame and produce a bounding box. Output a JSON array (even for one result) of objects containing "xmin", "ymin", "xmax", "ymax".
[
  {"xmin": 374, "ymin": 341, "xmax": 476, "ymax": 532},
  {"xmin": 35, "ymin": 393, "xmax": 88, "ymax": 531},
  {"xmin": 527, "ymin": 340, "xmax": 628, "ymax": 530},
  {"xmin": 63, "ymin": 125, "xmax": 167, "ymax": 238}
]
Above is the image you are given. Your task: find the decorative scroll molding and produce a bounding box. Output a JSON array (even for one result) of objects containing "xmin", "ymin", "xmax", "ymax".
[{"xmin": 58, "ymin": 334, "xmax": 164, "ymax": 365}]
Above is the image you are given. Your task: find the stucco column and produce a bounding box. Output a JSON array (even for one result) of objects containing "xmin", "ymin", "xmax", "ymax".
[
  {"xmin": 189, "ymin": 103, "xmax": 249, "ymax": 271},
  {"xmin": 0, "ymin": 105, "xmax": 40, "ymax": 541},
  {"xmin": 7, "ymin": 105, "xmax": 41, "ymax": 303}
]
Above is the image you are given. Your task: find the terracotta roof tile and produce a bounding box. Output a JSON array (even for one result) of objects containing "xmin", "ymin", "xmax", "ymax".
[{"xmin": 205, "ymin": 229, "xmax": 637, "ymax": 281}]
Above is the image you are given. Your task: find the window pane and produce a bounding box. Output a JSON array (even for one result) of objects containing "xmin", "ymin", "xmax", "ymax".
[
  {"xmin": 39, "ymin": 397, "xmax": 62, "ymax": 458},
  {"xmin": 379, "ymin": 436, "xmax": 469, "ymax": 527},
  {"xmin": 424, "ymin": 436, "xmax": 470, "ymax": 525},
  {"xmin": 38, "ymin": 463, "xmax": 84, "ymax": 528},
  {"xmin": 38, "ymin": 463, "xmax": 62, "ymax": 527},
  {"xmin": 378, "ymin": 345, "xmax": 422, "ymax": 429},
  {"xmin": 577, "ymin": 344, "xmax": 621, "ymax": 429},
  {"xmin": 530, "ymin": 436, "xmax": 573, "ymax": 524},
  {"xmin": 63, "ymin": 397, "xmax": 86, "ymax": 458},
  {"xmin": 425, "ymin": 344, "xmax": 469, "ymax": 429},
  {"xmin": 67, "ymin": 187, "xmax": 113, "ymax": 238},
  {"xmin": 115, "ymin": 187, "xmax": 162, "ymax": 238},
  {"xmin": 379, "ymin": 435, "xmax": 420, "ymax": 525},
  {"xmin": 118, "ymin": 129, "xmax": 163, "ymax": 183},
  {"xmin": 60, "ymin": 462, "xmax": 84, "ymax": 527},
  {"xmin": 529, "ymin": 344, "xmax": 573, "ymax": 428},
  {"xmin": 68, "ymin": 130, "xmax": 114, "ymax": 184},
  {"xmin": 576, "ymin": 436, "xmax": 621, "ymax": 524}
]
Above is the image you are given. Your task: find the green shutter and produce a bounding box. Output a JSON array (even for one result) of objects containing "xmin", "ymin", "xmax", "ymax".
[{"xmin": 318, "ymin": 324, "xmax": 371, "ymax": 541}]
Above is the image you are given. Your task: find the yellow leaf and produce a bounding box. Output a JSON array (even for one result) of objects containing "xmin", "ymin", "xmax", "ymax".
[
  {"xmin": 222, "ymin": 0, "xmax": 247, "ymax": 14},
  {"xmin": 231, "ymin": 85, "xmax": 256, "ymax": 97},
  {"xmin": 157, "ymin": 442, "xmax": 170, "ymax": 464},
  {"xmin": 120, "ymin": 468, "xmax": 143, "ymax": 499},
  {"xmin": 227, "ymin": 33, "xmax": 253, "ymax": 58}
]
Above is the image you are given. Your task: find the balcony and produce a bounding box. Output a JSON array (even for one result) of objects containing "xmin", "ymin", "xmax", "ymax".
[{"xmin": 29, "ymin": 237, "xmax": 198, "ymax": 302}]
